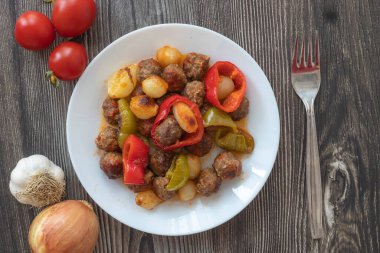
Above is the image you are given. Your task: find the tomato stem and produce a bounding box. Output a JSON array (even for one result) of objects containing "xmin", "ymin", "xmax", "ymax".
[
  {"xmin": 42, "ymin": 0, "xmax": 54, "ymax": 3},
  {"xmin": 45, "ymin": 71, "xmax": 60, "ymax": 88}
]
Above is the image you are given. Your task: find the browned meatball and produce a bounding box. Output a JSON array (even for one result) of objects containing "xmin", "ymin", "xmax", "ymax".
[
  {"xmin": 154, "ymin": 115, "xmax": 183, "ymax": 147},
  {"xmin": 137, "ymin": 58, "xmax": 162, "ymax": 82},
  {"xmin": 162, "ymin": 64, "xmax": 187, "ymax": 92},
  {"xmin": 229, "ymin": 97, "xmax": 249, "ymax": 121},
  {"xmin": 182, "ymin": 81, "xmax": 205, "ymax": 107},
  {"xmin": 187, "ymin": 133, "xmax": 213, "ymax": 157},
  {"xmin": 196, "ymin": 168, "xmax": 222, "ymax": 196},
  {"xmin": 128, "ymin": 170, "xmax": 154, "ymax": 193},
  {"xmin": 102, "ymin": 97, "xmax": 120, "ymax": 125},
  {"xmin": 150, "ymin": 150, "xmax": 174, "ymax": 176},
  {"xmin": 213, "ymin": 152, "xmax": 242, "ymax": 180},
  {"xmin": 137, "ymin": 118, "xmax": 153, "ymax": 137},
  {"xmin": 130, "ymin": 85, "xmax": 145, "ymax": 97},
  {"xmin": 152, "ymin": 177, "xmax": 175, "ymax": 200},
  {"xmin": 100, "ymin": 152, "xmax": 123, "ymax": 179},
  {"xmin": 95, "ymin": 126, "xmax": 120, "ymax": 151},
  {"xmin": 183, "ymin": 53, "xmax": 210, "ymax": 81}
]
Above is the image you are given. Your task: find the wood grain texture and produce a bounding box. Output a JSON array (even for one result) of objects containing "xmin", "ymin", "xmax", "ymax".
[{"xmin": 1, "ymin": 0, "xmax": 379, "ymax": 252}]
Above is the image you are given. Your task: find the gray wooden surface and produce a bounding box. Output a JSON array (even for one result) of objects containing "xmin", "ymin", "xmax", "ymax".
[{"xmin": 1, "ymin": 0, "xmax": 379, "ymax": 252}]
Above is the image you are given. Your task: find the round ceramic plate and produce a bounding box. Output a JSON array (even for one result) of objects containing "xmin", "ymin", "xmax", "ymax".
[{"xmin": 67, "ymin": 24, "xmax": 280, "ymax": 236}]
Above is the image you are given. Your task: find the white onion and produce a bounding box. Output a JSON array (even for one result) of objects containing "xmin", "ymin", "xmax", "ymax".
[
  {"xmin": 29, "ymin": 200, "xmax": 99, "ymax": 253},
  {"xmin": 187, "ymin": 154, "xmax": 201, "ymax": 179},
  {"xmin": 142, "ymin": 75, "xmax": 168, "ymax": 98},
  {"xmin": 156, "ymin": 46, "xmax": 183, "ymax": 67},
  {"xmin": 217, "ymin": 76, "xmax": 235, "ymax": 100},
  {"xmin": 178, "ymin": 181, "xmax": 197, "ymax": 201}
]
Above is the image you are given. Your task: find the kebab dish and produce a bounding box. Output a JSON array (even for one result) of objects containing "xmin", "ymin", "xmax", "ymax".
[{"xmin": 95, "ymin": 45, "xmax": 254, "ymax": 209}]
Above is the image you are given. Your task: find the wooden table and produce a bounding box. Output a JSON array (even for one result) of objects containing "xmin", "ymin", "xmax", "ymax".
[{"xmin": 1, "ymin": 0, "xmax": 379, "ymax": 252}]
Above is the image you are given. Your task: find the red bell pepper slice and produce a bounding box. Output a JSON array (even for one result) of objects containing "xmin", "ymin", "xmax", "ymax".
[
  {"xmin": 122, "ymin": 134, "xmax": 149, "ymax": 185},
  {"xmin": 151, "ymin": 94, "xmax": 204, "ymax": 151},
  {"xmin": 205, "ymin": 61, "xmax": 247, "ymax": 112}
]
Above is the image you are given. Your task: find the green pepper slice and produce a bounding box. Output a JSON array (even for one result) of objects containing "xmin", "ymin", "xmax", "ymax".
[
  {"xmin": 118, "ymin": 133, "xmax": 129, "ymax": 149},
  {"xmin": 203, "ymin": 107, "xmax": 237, "ymax": 132},
  {"xmin": 117, "ymin": 98, "xmax": 137, "ymax": 148},
  {"xmin": 215, "ymin": 127, "xmax": 254, "ymax": 153},
  {"xmin": 165, "ymin": 154, "xmax": 189, "ymax": 191},
  {"xmin": 165, "ymin": 155, "xmax": 177, "ymax": 179}
]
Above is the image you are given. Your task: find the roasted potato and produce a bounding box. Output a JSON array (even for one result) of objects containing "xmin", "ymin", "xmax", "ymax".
[{"xmin": 107, "ymin": 64, "xmax": 138, "ymax": 98}]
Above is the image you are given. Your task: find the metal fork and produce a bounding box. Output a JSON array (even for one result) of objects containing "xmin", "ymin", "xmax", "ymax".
[{"xmin": 291, "ymin": 32, "xmax": 323, "ymax": 239}]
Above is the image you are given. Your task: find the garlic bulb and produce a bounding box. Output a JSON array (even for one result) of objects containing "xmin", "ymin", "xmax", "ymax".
[{"xmin": 9, "ymin": 155, "xmax": 65, "ymax": 207}]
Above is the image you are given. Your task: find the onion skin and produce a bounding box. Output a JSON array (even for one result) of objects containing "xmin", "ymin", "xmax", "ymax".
[{"xmin": 29, "ymin": 200, "xmax": 99, "ymax": 253}]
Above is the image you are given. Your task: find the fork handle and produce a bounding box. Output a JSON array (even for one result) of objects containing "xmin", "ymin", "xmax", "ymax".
[{"xmin": 305, "ymin": 104, "xmax": 323, "ymax": 239}]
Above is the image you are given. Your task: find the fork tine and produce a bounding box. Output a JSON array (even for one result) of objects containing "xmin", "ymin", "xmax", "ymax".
[
  {"xmin": 307, "ymin": 32, "xmax": 313, "ymax": 67},
  {"xmin": 315, "ymin": 31, "xmax": 320, "ymax": 66},
  {"xmin": 292, "ymin": 34, "xmax": 299, "ymax": 69},
  {"xmin": 300, "ymin": 34, "xmax": 305, "ymax": 68}
]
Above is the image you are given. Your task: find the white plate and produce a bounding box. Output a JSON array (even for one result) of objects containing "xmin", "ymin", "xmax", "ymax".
[{"xmin": 66, "ymin": 24, "xmax": 280, "ymax": 236}]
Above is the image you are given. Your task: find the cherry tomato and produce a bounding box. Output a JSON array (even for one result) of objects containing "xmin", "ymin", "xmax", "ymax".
[
  {"xmin": 52, "ymin": 0, "xmax": 96, "ymax": 37},
  {"xmin": 14, "ymin": 11, "xmax": 55, "ymax": 50},
  {"xmin": 48, "ymin": 42, "xmax": 87, "ymax": 82}
]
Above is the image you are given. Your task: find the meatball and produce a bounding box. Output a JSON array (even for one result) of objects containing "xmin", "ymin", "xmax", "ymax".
[
  {"xmin": 102, "ymin": 97, "xmax": 120, "ymax": 125},
  {"xmin": 150, "ymin": 150, "xmax": 174, "ymax": 176},
  {"xmin": 154, "ymin": 115, "xmax": 183, "ymax": 147},
  {"xmin": 137, "ymin": 58, "xmax": 162, "ymax": 82},
  {"xmin": 229, "ymin": 97, "xmax": 249, "ymax": 121},
  {"xmin": 128, "ymin": 170, "xmax": 154, "ymax": 193},
  {"xmin": 137, "ymin": 119, "xmax": 153, "ymax": 137},
  {"xmin": 100, "ymin": 152, "xmax": 123, "ymax": 179},
  {"xmin": 131, "ymin": 85, "xmax": 145, "ymax": 97},
  {"xmin": 162, "ymin": 64, "xmax": 187, "ymax": 92},
  {"xmin": 182, "ymin": 81, "xmax": 205, "ymax": 107},
  {"xmin": 152, "ymin": 177, "xmax": 175, "ymax": 200},
  {"xmin": 196, "ymin": 168, "xmax": 222, "ymax": 196},
  {"xmin": 187, "ymin": 133, "xmax": 213, "ymax": 157},
  {"xmin": 183, "ymin": 53, "xmax": 210, "ymax": 81},
  {"xmin": 213, "ymin": 152, "xmax": 242, "ymax": 180},
  {"xmin": 95, "ymin": 126, "xmax": 120, "ymax": 151}
]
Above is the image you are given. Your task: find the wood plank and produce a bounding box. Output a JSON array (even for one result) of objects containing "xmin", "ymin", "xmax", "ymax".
[{"xmin": 0, "ymin": 0, "xmax": 379, "ymax": 252}]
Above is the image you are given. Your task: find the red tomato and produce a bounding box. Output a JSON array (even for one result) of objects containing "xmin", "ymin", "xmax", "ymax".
[
  {"xmin": 14, "ymin": 11, "xmax": 55, "ymax": 50},
  {"xmin": 52, "ymin": 0, "xmax": 96, "ymax": 37},
  {"xmin": 48, "ymin": 42, "xmax": 87, "ymax": 81}
]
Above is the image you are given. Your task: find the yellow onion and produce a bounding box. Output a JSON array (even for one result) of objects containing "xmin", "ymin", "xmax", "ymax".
[{"xmin": 29, "ymin": 200, "xmax": 99, "ymax": 253}]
